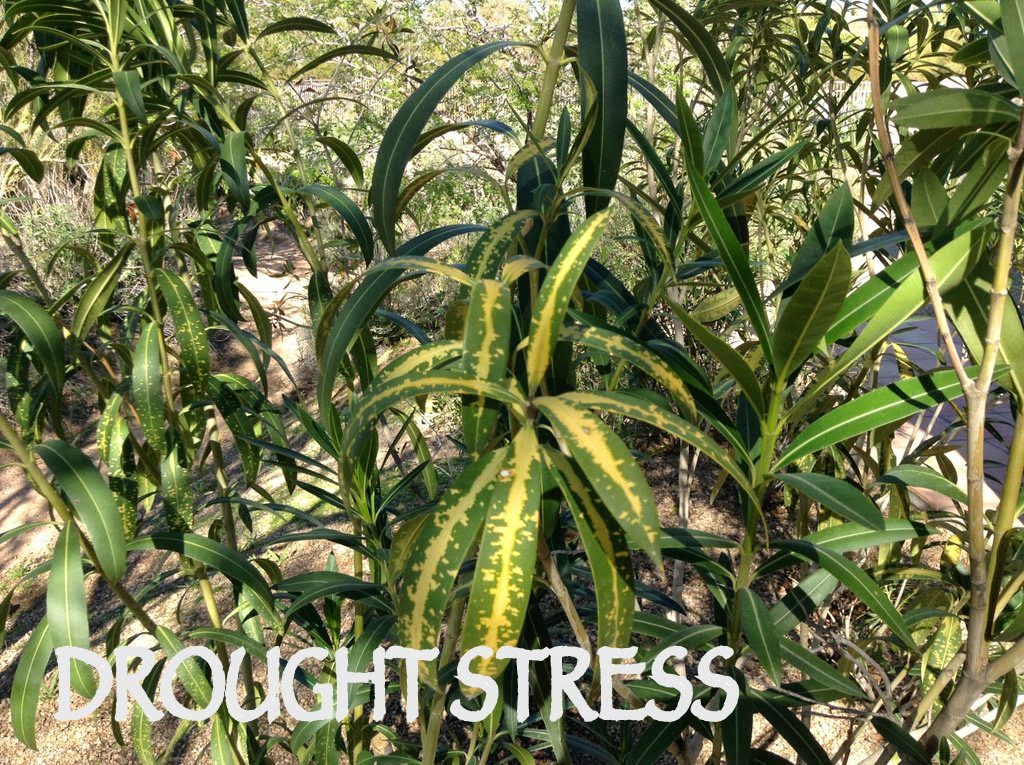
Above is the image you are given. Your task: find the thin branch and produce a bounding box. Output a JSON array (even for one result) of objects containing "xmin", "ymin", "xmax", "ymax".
[{"xmin": 865, "ymin": 2, "xmax": 972, "ymax": 394}]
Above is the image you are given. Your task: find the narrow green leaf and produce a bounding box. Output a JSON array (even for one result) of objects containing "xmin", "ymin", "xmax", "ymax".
[
  {"xmin": 752, "ymin": 697, "xmax": 830, "ymax": 765},
  {"xmin": 668, "ymin": 301, "xmax": 764, "ymax": 414},
  {"xmin": 112, "ymin": 70, "xmax": 146, "ymax": 121},
  {"xmin": 0, "ymin": 290, "xmax": 64, "ymax": 397},
  {"xmin": 47, "ymin": 523, "xmax": 96, "ymax": 698},
  {"xmin": 893, "ymin": 88, "xmax": 1019, "ymax": 129},
  {"xmin": 11, "ymin": 617, "xmax": 52, "ymax": 749},
  {"xmin": 154, "ymin": 626, "xmax": 212, "ymax": 708},
  {"xmin": 156, "ymin": 269, "xmax": 211, "ymax": 393},
  {"xmin": 129, "ymin": 533, "xmax": 276, "ymax": 621},
  {"xmin": 878, "ymin": 464, "xmax": 968, "ymax": 504},
  {"xmin": 717, "ymin": 141, "xmax": 807, "ymax": 206},
  {"xmin": 160, "ymin": 451, "xmax": 193, "ymax": 532},
  {"xmin": 946, "ymin": 254, "xmax": 1024, "ymax": 400},
  {"xmin": 300, "ymin": 184, "xmax": 373, "ymax": 264},
  {"xmin": 577, "ymin": 0, "xmax": 627, "ymax": 213},
  {"xmin": 315, "ymin": 135, "xmax": 364, "ymax": 186},
  {"xmin": 1002, "ymin": 0, "xmax": 1024, "ymax": 95},
  {"xmin": 677, "ymin": 101, "xmax": 774, "ymax": 367},
  {"xmin": 71, "ymin": 248, "xmax": 129, "ymax": 339},
  {"xmin": 778, "ymin": 367, "xmax": 986, "ymax": 468},
  {"xmin": 775, "ymin": 472, "xmax": 884, "ymax": 530},
  {"xmin": 778, "ymin": 638, "xmax": 864, "ymax": 698},
  {"xmin": 257, "ymin": 16, "xmax": 336, "ymax": 39},
  {"xmin": 773, "ymin": 539, "xmax": 917, "ymax": 649},
  {"xmin": 35, "ymin": 440, "xmax": 126, "ymax": 580},
  {"xmin": 649, "ymin": 0, "xmax": 730, "ymax": 93},
  {"xmin": 131, "ymin": 321, "xmax": 164, "ymax": 455},
  {"xmin": 219, "ymin": 130, "xmax": 249, "ymax": 207},
  {"xmin": 371, "ymin": 42, "xmax": 520, "ymax": 253},
  {"xmin": 702, "ymin": 89, "xmax": 735, "ymax": 173},
  {"xmin": 0, "ymin": 147, "xmax": 44, "ymax": 182},
  {"xmin": 773, "ymin": 243, "xmax": 851, "ymax": 378},
  {"xmin": 210, "ymin": 713, "xmax": 234, "ymax": 765},
  {"xmin": 739, "ymin": 588, "xmax": 782, "ymax": 686},
  {"xmin": 871, "ymin": 718, "xmax": 931, "ymax": 765},
  {"xmin": 801, "ymin": 519, "xmax": 931, "ymax": 554},
  {"xmin": 782, "ymin": 186, "xmax": 854, "ymax": 291},
  {"xmin": 771, "ymin": 568, "xmax": 837, "ymax": 634}
]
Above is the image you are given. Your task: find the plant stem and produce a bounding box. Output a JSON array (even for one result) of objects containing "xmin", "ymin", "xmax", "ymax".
[
  {"xmin": 0, "ymin": 413, "xmax": 160, "ymax": 634},
  {"xmin": 531, "ymin": 0, "xmax": 576, "ymax": 141},
  {"xmin": 864, "ymin": 3, "xmax": 972, "ymax": 395},
  {"xmin": 539, "ymin": 537, "xmax": 592, "ymax": 654}
]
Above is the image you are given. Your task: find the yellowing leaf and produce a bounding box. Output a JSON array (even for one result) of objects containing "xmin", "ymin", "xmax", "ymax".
[
  {"xmin": 396, "ymin": 449, "xmax": 505, "ymax": 649},
  {"xmin": 462, "ymin": 428, "xmax": 542, "ymax": 677},
  {"xmin": 526, "ymin": 209, "xmax": 612, "ymax": 392},
  {"xmin": 536, "ymin": 396, "xmax": 662, "ymax": 566}
]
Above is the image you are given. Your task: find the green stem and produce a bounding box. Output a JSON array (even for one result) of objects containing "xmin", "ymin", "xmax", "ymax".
[
  {"xmin": 531, "ymin": 0, "xmax": 576, "ymax": 141},
  {"xmin": 0, "ymin": 413, "xmax": 159, "ymax": 633}
]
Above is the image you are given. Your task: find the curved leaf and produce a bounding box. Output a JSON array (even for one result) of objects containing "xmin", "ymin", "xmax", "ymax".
[
  {"xmin": 462, "ymin": 427, "xmax": 542, "ymax": 677},
  {"xmin": 0, "ymin": 290, "xmax": 64, "ymax": 397},
  {"xmin": 396, "ymin": 449, "xmax": 505, "ymax": 648},
  {"xmin": 526, "ymin": 208, "xmax": 612, "ymax": 391},
  {"xmin": 10, "ymin": 618, "xmax": 52, "ymax": 749},
  {"xmin": 371, "ymin": 42, "xmax": 520, "ymax": 253},
  {"xmin": 300, "ymin": 184, "xmax": 374, "ymax": 265},
  {"xmin": 35, "ymin": 440, "xmax": 126, "ymax": 580},
  {"xmin": 536, "ymin": 396, "xmax": 661, "ymax": 565},
  {"xmin": 47, "ymin": 522, "xmax": 95, "ymax": 697},
  {"xmin": 775, "ymin": 472, "xmax": 884, "ymax": 530}
]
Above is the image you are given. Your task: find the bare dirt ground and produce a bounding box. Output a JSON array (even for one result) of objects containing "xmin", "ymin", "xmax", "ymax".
[{"xmin": 0, "ymin": 229, "xmax": 1021, "ymax": 763}]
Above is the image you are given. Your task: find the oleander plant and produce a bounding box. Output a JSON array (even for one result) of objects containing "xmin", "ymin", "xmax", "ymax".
[{"xmin": 2, "ymin": 0, "xmax": 1024, "ymax": 762}]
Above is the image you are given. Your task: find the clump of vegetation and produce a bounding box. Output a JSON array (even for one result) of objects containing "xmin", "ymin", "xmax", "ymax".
[{"xmin": 1, "ymin": 0, "xmax": 1023, "ymax": 763}]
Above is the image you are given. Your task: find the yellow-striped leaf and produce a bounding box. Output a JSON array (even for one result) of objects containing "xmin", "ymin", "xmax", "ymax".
[
  {"xmin": 340, "ymin": 370, "xmax": 526, "ymax": 488},
  {"xmin": 546, "ymin": 448, "xmax": 634, "ymax": 647},
  {"xmin": 363, "ymin": 255, "xmax": 474, "ymax": 287},
  {"xmin": 536, "ymin": 396, "xmax": 662, "ymax": 565},
  {"xmin": 558, "ymin": 390, "xmax": 755, "ymax": 500},
  {"xmin": 463, "ymin": 210, "xmax": 537, "ymax": 287},
  {"xmin": 396, "ymin": 449, "xmax": 505, "ymax": 648},
  {"xmin": 561, "ymin": 324, "xmax": 696, "ymax": 419},
  {"xmin": 462, "ymin": 280, "xmax": 512, "ymax": 456},
  {"xmin": 462, "ymin": 427, "xmax": 542, "ymax": 678},
  {"xmin": 526, "ymin": 209, "xmax": 612, "ymax": 392},
  {"xmin": 376, "ymin": 340, "xmax": 462, "ymax": 385}
]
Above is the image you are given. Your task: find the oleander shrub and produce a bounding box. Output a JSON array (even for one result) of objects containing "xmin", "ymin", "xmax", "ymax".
[{"xmin": 1, "ymin": 1, "xmax": 1023, "ymax": 763}]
